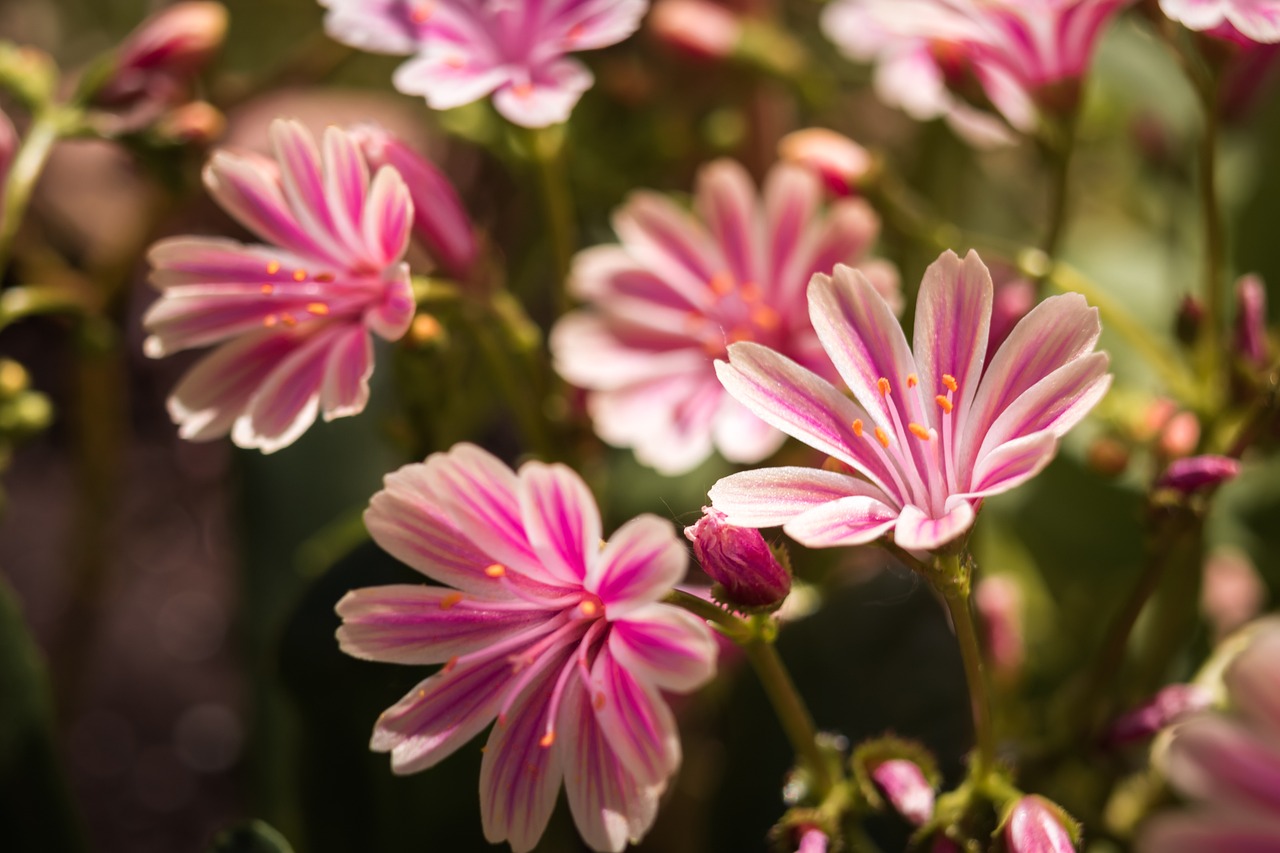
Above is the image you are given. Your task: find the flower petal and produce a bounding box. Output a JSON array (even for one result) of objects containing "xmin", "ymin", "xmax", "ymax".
[
  {"xmin": 711, "ymin": 395, "xmax": 787, "ymax": 465},
  {"xmin": 976, "ymin": 351, "xmax": 1111, "ymax": 460},
  {"xmin": 612, "ymin": 191, "xmax": 719, "ymax": 309},
  {"xmin": 965, "ymin": 430, "xmax": 1060, "ymax": 498},
  {"xmin": 709, "ymin": 466, "xmax": 895, "ymax": 528},
  {"xmin": 336, "ymin": 585, "xmax": 546, "ymax": 664},
  {"xmin": 1225, "ymin": 624, "xmax": 1280, "ymax": 731},
  {"xmin": 695, "ymin": 159, "xmax": 763, "ymax": 288},
  {"xmin": 592, "ymin": 515, "xmax": 687, "ymax": 613},
  {"xmin": 589, "ymin": 646, "xmax": 680, "ymax": 786},
  {"xmin": 319, "ymin": 324, "xmax": 373, "ymax": 420},
  {"xmin": 1138, "ymin": 810, "xmax": 1280, "ymax": 853},
  {"xmin": 608, "ymin": 603, "xmax": 718, "ymax": 693},
  {"xmin": 1163, "ymin": 715, "xmax": 1280, "ymax": 812},
  {"xmin": 892, "ymin": 499, "xmax": 976, "ymax": 551},
  {"xmin": 784, "ymin": 494, "xmax": 901, "ymax": 548},
  {"xmin": 519, "ymin": 461, "xmax": 602, "ymax": 586},
  {"xmin": 587, "ymin": 375, "xmax": 721, "ymax": 477},
  {"xmin": 271, "ymin": 119, "xmax": 345, "ymax": 258},
  {"xmin": 762, "ymin": 161, "xmax": 822, "ymax": 302},
  {"xmin": 912, "ymin": 249, "xmax": 992, "ymax": 431},
  {"xmin": 231, "ymin": 327, "xmax": 337, "ymax": 453},
  {"xmin": 392, "ymin": 51, "xmax": 508, "ymax": 111},
  {"xmin": 491, "ymin": 59, "xmax": 593, "ymax": 128},
  {"xmin": 361, "ymin": 165, "xmax": 413, "ymax": 268}
]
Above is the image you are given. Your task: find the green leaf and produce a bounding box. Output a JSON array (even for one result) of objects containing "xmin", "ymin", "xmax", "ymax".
[{"xmin": 208, "ymin": 820, "xmax": 296, "ymax": 853}]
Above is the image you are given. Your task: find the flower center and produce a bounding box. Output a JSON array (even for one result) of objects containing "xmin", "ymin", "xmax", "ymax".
[{"xmin": 687, "ymin": 271, "xmax": 783, "ymax": 357}]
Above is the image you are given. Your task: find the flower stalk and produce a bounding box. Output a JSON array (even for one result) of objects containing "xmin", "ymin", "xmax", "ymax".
[
  {"xmin": 932, "ymin": 552, "xmax": 997, "ymax": 783},
  {"xmin": 527, "ymin": 125, "xmax": 577, "ymax": 312},
  {"xmin": 0, "ymin": 106, "xmax": 69, "ymax": 273}
]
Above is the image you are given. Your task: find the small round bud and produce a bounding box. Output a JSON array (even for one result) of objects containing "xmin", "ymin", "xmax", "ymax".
[
  {"xmin": 1004, "ymin": 795, "xmax": 1078, "ymax": 853},
  {"xmin": 1156, "ymin": 454, "xmax": 1241, "ymax": 495},
  {"xmin": 778, "ymin": 128, "xmax": 873, "ymax": 196},
  {"xmin": 684, "ymin": 507, "xmax": 790, "ymax": 610},
  {"xmin": 870, "ymin": 759, "xmax": 935, "ymax": 826}
]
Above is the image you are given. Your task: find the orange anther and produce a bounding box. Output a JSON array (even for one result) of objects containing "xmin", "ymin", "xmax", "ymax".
[
  {"xmin": 439, "ymin": 592, "xmax": 464, "ymax": 610},
  {"xmin": 751, "ymin": 306, "xmax": 780, "ymax": 330},
  {"xmin": 935, "ymin": 395, "xmax": 954, "ymax": 414},
  {"xmin": 263, "ymin": 314, "xmax": 279, "ymax": 327},
  {"xmin": 579, "ymin": 600, "xmax": 599, "ymax": 617},
  {"xmin": 307, "ymin": 302, "xmax": 330, "ymax": 315},
  {"xmin": 942, "ymin": 374, "xmax": 958, "ymax": 392},
  {"xmin": 513, "ymin": 81, "xmax": 534, "ymax": 98},
  {"xmin": 266, "ymin": 260, "xmax": 281, "ymax": 275},
  {"xmin": 907, "ymin": 373, "xmax": 918, "ymax": 388},
  {"xmin": 877, "ymin": 377, "xmax": 891, "ymax": 397},
  {"xmin": 484, "ymin": 563, "xmax": 506, "ymax": 578},
  {"xmin": 314, "ymin": 272, "xmax": 336, "ymax": 283},
  {"xmin": 281, "ymin": 313, "xmax": 298, "ymax": 327},
  {"xmin": 443, "ymin": 656, "xmax": 458, "ymax": 673},
  {"xmin": 418, "ymin": 689, "xmax": 426, "ymax": 698},
  {"xmin": 539, "ymin": 731, "xmax": 556, "ymax": 748},
  {"xmin": 444, "ymin": 55, "xmax": 465, "ymax": 69},
  {"xmin": 740, "ymin": 282, "xmax": 762, "ymax": 302},
  {"xmin": 709, "ymin": 272, "xmax": 734, "ymax": 296},
  {"xmin": 908, "ymin": 422, "xmax": 932, "ymax": 441},
  {"xmin": 852, "ymin": 418, "xmax": 864, "ymax": 437},
  {"xmin": 261, "ymin": 284, "xmax": 274, "ymax": 295},
  {"xmin": 594, "ymin": 692, "xmax": 606, "ymax": 710},
  {"xmin": 293, "ymin": 269, "xmax": 307, "ymax": 282},
  {"xmin": 728, "ymin": 327, "xmax": 753, "ymax": 344},
  {"xmin": 874, "ymin": 427, "xmax": 891, "ymax": 448},
  {"xmin": 409, "ymin": 1, "xmax": 433, "ymax": 23}
]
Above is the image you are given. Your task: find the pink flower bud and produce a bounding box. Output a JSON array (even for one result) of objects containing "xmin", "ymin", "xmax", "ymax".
[
  {"xmin": 98, "ymin": 2, "xmax": 228, "ymax": 107},
  {"xmin": 1156, "ymin": 454, "xmax": 1240, "ymax": 494},
  {"xmin": 871, "ymin": 759, "xmax": 935, "ymax": 826},
  {"xmin": 1234, "ymin": 273, "xmax": 1269, "ymax": 369},
  {"xmin": 649, "ymin": 0, "xmax": 743, "ymax": 61},
  {"xmin": 1202, "ymin": 547, "xmax": 1265, "ymax": 640},
  {"xmin": 684, "ymin": 507, "xmax": 790, "ymax": 609},
  {"xmin": 350, "ymin": 124, "xmax": 478, "ymax": 282},
  {"xmin": 153, "ymin": 100, "xmax": 224, "ymax": 145},
  {"xmin": 989, "ymin": 274, "xmax": 1035, "ymax": 350},
  {"xmin": 794, "ymin": 826, "xmax": 828, "ymax": 853},
  {"xmin": 1005, "ymin": 796, "xmax": 1077, "ymax": 853},
  {"xmin": 1105, "ymin": 683, "xmax": 1213, "ymax": 746},
  {"xmin": 975, "ymin": 575, "xmax": 1024, "ymax": 681},
  {"xmin": 1158, "ymin": 411, "xmax": 1201, "ymax": 458},
  {"xmin": 777, "ymin": 128, "xmax": 873, "ymax": 196}
]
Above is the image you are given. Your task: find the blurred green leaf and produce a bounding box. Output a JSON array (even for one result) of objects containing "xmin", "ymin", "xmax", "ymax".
[{"xmin": 208, "ymin": 820, "xmax": 296, "ymax": 853}]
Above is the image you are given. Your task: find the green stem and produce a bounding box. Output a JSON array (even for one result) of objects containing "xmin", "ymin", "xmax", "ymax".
[
  {"xmin": 0, "ymin": 108, "xmax": 66, "ymax": 273},
  {"xmin": 468, "ymin": 309, "xmax": 553, "ymax": 458},
  {"xmin": 1195, "ymin": 84, "xmax": 1226, "ymax": 390},
  {"xmin": 528, "ymin": 126, "xmax": 576, "ymax": 313},
  {"xmin": 1036, "ymin": 123, "xmax": 1076, "ymax": 290},
  {"xmin": 743, "ymin": 637, "xmax": 836, "ymax": 798},
  {"xmin": 933, "ymin": 553, "xmax": 996, "ymax": 782}
]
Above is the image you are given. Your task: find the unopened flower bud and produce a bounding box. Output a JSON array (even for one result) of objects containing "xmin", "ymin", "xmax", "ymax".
[
  {"xmin": 650, "ymin": 0, "xmax": 742, "ymax": 61},
  {"xmin": 1104, "ymin": 683, "xmax": 1212, "ymax": 746},
  {"xmin": 684, "ymin": 506, "xmax": 790, "ymax": 609},
  {"xmin": 98, "ymin": 2, "xmax": 228, "ymax": 106},
  {"xmin": 794, "ymin": 826, "xmax": 828, "ymax": 853},
  {"xmin": 871, "ymin": 759, "xmax": 935, "ymax": 826},
  {"xmin": 1234, "ymin": 273, "xmax": 1269, "ymax": 369},
  {"xmin": 1175, "ymin": 293, "xmax": 1204, "ymax": 346},
  {"xmin": 1156, "ymin": 454, "xmax": 1240, "ymax": 494},
  {"xmin": 1004, "ymin": 795, "xmax": 1078, "ymax": 853},
  {"xmin": 1202, "ymin": 547, "xmax": 1265, "ymax": 640},
  {"xmin": 350, "ymin": 124, "xmax": 478, "ymax": 282},
  {"xmin": 1158, "ymin": 411, "xmax": 1200, "ymax": 458},
  {"xmin": 975, "ymin": 575, "xmax": 1024, "ymax": 681},
  {"xmin": 778, "ymin": 128, "xmax": 873, "ymax": 196}
]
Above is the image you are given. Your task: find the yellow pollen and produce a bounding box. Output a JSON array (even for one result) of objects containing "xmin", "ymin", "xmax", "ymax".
[
  {"xmin": 594, "ymin": 691, "xmax": 607, "ymax": 710},
  {"xmin": 484, "ymin": 563, "xmax": 506, "ymax": 578},
  {"xmin": 935, "ymin": 395, "xmax": 954, "ymax": 414},
  {"xmin": 907, "ymin": 373, "xmax": 918, "ymax": 388},
  {"xmin": 942, "ymin": 374, "xmax": 958, "ymax": 392},
  {"xmin": 579, "ymin": 600, "xmax": 599, "ymax": 617},
  {"xmin": 740, "ymin": 282, "xmax": 762, "ymax": 302},
  {"xmin": 708, "ymin": 272, "xmax": 734, "ymax": 296},
  {"xmin": 877, "ymin": 377, "xmax": 891, "ymax": 397},
  {"xmin": 281, "ymin": 313, "xmax": 298, "ymax": 327},
  {"xmin": 539, "ymin": 731, "xmax": 556, "ymax": 748},
  {"xmin": 293, "ymin": 268, "xmax": 307, "ymax": 282},
  {"xmin": 443, "ymin": 656, "xmax": 458, "ymax": 673},
  {"xmin": 261, "ymin": 284, "xmax": 274, "ymax": 295},
  {"xmin": 439, "ymin": 592, "xmax": 464, "ymax": 610},
  {"xmin": 751, "ymin": 306, "xmax": 780, "ymax": 329},
  {"xmin": 306, "ymin": 302, "xmax": 330, "ymax": 315},
  {"xmin": 874, "ymin": 426, "xmax": 890, "ymax": 448},
  {"xmin": 263, "ymin": 314, "xmax": 279, "ymax": 327},
  {"xmin": 852, "ymin": 418, "xmax": 864, "ymax": 437},
  {"xmin": 908, "ymin": 422, "xmax": 932, "ymax": 441},
  {"xmin": 266, "ymin": 261, "xmax": 281, "ymax": 275}
]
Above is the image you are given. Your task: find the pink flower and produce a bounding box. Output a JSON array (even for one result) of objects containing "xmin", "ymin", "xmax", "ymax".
[
  {"xmin": 550, "ymin": 158, "xmax": 898, "ymax": 475},
  {"xmin": 822, "ymin": 0, "xmax": 1130, "ymax": 143},
  {"xmin": 339, "ymin": 443, "xmax": 717, "ymax": 852},
  {"xmin": 777, "ymin": 128, "xmax": 875, "ymax": 197},
  {"xmin": 649, "ymin": 0, "xmax": 742, "ymax": 60},
  {"xmin": 1140, "ymin": 619, "xmax": 1280, "ymax": 852},
  {"xmin": 684, "ymin": 506, "xmax": 791, "ymax": 609},
  {"xmin": 871, "ymin": 759, "xmax": 936, "ymax": 825},
  {"xmin": 1004, "ymin": 795, "xmax": 1077, "ymax": 853},
  {"xmin": 1160, "ymin": 0, "xmax": 1280, "ymax": 44},
  {"xmin": 1234, "ymin": 273, "xmax": 1269, "ymax": 368},
  {"xmin": 348, "ymin": 123, "xmax": 478, "ymax": 281},
  {"xmin": 709, "ymin": 250, "xmax": 1110, "ymax": 552},
  {"xmin": 0, "ymin": 107, "xmax": 15, "ymax": 231},
  {"xmin": 143, "ymin": 119, "xmax": 415, "ymax": 452},
  {"xmin": 1156, "ymin": 454, "xmax": 1241, "ymax": 494},
  {"xmin": 318, "ymin": 0, "xmax": 649, "ymax": 127}
]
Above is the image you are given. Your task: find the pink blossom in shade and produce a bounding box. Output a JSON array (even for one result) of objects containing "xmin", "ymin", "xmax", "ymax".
[
  {"xmin": 777, "ymin": 128, "xmax": 874, "ymax": 198},
  {"xmin": 1156, "ymin": 454, "xmax": 1240, "ymax": 494},
  {"xmin": 1159, "ymin": 0, "xmax": 1280, "ymax": 43},
  {"xmin": 550, "ymin": 158, "xmax": 899, "ymax": 475},
  {"xmin": 709, "ymin": 250, "xmax": 1111, "ymax": 553},
  {"xmin": 340, "ymin": 443, "xmax": 718, "ymax": 853},
  {"xmin": 348, "ymin": 123, "xmax": 478, "ymax": 281},
  {"xmin": 649, "ymin": 0, "xmax": 742, "ymax": 60},
  {"xmin": 1104, "ymin": 683, "xmax": 1213, "ymax": 747},
  {"xmin": 0, "ymin": 108, "xmax": 15, "ymax": 232},
  {"xmin": 1140, "ymin": 619, "xmax": 1280, "ymax": 853},
  {"xmin": 1005, "ymin": 795, "xmax": 1076, "ymax": 853},
  {"xmin": 1234, "ymin": 273, "xmax": 1269, "ymax": 368},
  {"xmin": 871, "ymin": 759, "xmax": 936, "ymax": 826},
  {"xmin": 975, "ymin": 574, "xmax": 1024, "ymax": 680},
  {"xmin": 1201, "ymin": 547, "xmax": 1266, "ymax": 641},
  {"xmin": 143, "ymin": 119, "xmax": 415, "ymax": 453},
  {"xmin": 794, "ymin": 827, "xmax": 829, "ymax": 853},
  {"xmin": 318, "ymin": 0, "xmax": 649, "ymax": 128}
]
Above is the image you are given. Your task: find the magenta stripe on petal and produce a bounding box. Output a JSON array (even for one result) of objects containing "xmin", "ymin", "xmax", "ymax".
[
  {"xmin": 590, "ymin": 647, "xmax": 680, "ymax": 786},
  {"xmin": 592, "ymin": 514, "xmax": 687, "ymax": 613},
  {"xmin": 608, "ymin": 605, "xmax": 717, "ymax": 693},
  {"xmin": 518, "ymin": 462, "xmax": 603, "ymax": 586}
]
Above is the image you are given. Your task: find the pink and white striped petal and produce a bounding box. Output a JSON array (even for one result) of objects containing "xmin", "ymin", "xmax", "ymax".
[
  {"xmin": 709, "ymin": 466, "xmax": 894, "ymax": 528},
  {"xmin": 590, "ymin": 648, "xmax": 681, "ymax": 786},
  {"xmin": 696, "ymin": 159, "xmax": 764, "ymax": 288},
  {"xmin": 784, "ymin": 494, "xmax": 901, "ymax": 548},
  {"xmin": 491, "ymin": 59, "xmax": 594, "ymax": 128},
  {"xmin": 519, "ymin": 462, "xmax": 603, "ymax": 586},
  {"xmin": 892, "ymin": 499, "xmax": 976, "ymax": 552},
  {"xmin": 167, "ymin": 331, "xmax": 303, "ymax": 442},
  {"xmin": 231, "ymin": 328, "xmax": 336, "ymax": 453},
  {"xmin": 592, "ymin": 515, "xmax": 688, "ymax": 614},
  {"xmin": 319, "ymin": 325, "xmax": 374, "ymax": 420},
  {"xmin": 608, "ymin": 604, "xmax": 718, "ymax": 693}
]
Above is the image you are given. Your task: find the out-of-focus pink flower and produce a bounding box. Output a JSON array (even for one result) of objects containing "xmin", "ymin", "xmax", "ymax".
[
  {"xmin": 1202, "ymin": 547, "xmax": 1266, "ymax": 640},
  {"xmin": 1159, "ymin": 411, "xmax": 1201, "ymax": 458},
  {"xmin": 794, "ymin": 826, "xmax": 829, "ymax": 853},
  {"xmin": 1160, "ymin": 0, "xmax": 1280, "ymax": 44},
  {"xmin": 1234, "ymin": 273, "xmax": 1269, "ymax": 368},
  {"xmin": 650, "ymin": 0, "xmax": 741, "ymax": 60},
  {"xmin": 1140, "ymin": 618, "xmax": 1280, "ymax": 852},
  {"xmin": 1105, "ymin": 683, "xmax": 1213, "ymax": 746},
  {"xmin": 710, "ymin": 250, "xmax": 1110, "ymax": 552},
  {"xmin": 871, "ymin": 759, "xmax": 936, "ymax": 825},
  {"xmin": 1005, "ymin": 795, "xmax": 1077, "ymax": 853},
  {"xmin": 95, "ymin": 1, "xmax": 228, "ymax": 123},
  {"xmin": 0, "ymin": 108, "xmax": 15, "ymax": 233},
  {"xmin": 551, "ymin": 158, "xmax": 898, "ymax": 475},
  {"xmin": 318, "ymin": 0, "xmax": 648, "ymax": 127},
  {"xmin": 1156, "ymin": 454, "xmax": 1240, "ymax": 494},
  {"xmin": 989, "ymin": 272, "xmax": 1035, "ymax": 351},
  {"xmin": 153, "ymin": 100, "xmax": 225, "ymax": 145},
  {"xmin": 341, "ymin": 443, "xmax": 717, "ymax": 853},
  {"xmin": 684, "ymin": 506, "xmax": 790, "ymax": 609},
  {"xmin": 143, "ymin": 119, "xmax": 415, "ymax": 452},
  {"xmin": 822, "ymin": 0, "xmax": 1131, "ymax": 144},
  {"xmin": 777, "ymin": 128, "xmax": 874, "ymax": 197},
  {"xmin": 349, "ymin": 123, "xmax": 477, "ymax": 281},
  {"xmin": 975, "ymin": 574, "xmax": 1024, "ymax": 680}
]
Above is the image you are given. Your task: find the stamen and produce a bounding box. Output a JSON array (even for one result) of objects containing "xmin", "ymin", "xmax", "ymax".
[
  {"xmin": 513, "ymin": 81, "xmax": 534, "ymax": 99},
  {"xmin": 877, "ymin": 377, "xmax": 892, "ymax": 397},
  {"xmin": 261, "ymin": 284, "xmax": 274, "ymax": 295},
  {"xmin": 292, "ymin": 269, "xmax": 307, "ymax": 282},
  {"xmin": 439, "ymin": 592, "xmax": 464, "ymax": 610},
  {"xmin": 444, "ymin": 54, "xmax": 465, "ymax": 69},
  {"xmin": 942, "ymin": 374, "xmax": 958, "ymax": 392},
  {"xmin": 539, "ymin": 731, "xmax": 556, "ymax": 748},
  {"xmin": 874, "ymin": 426, "xmax": 891, "ymax": 448},
  {"xmin": 908, "ymin": 423, "xmax": 932, "ymax": 441},
  {"xmin": 442, "ymin": 656, "xmax": 458, "ymax": 673},
  {"xmin": 484, "ymin": 563, "xmax": 506, "ymax": 578},
  {"xmin": 314, "ymin": 272, "xmax": 336, "ymax": 283},
  {"xmin": 306, "ymin": 302, "xmax": 329, "ymax": 315},
  {"xmin": 751, "ymin": 306, "xmax": 780, "ymax": 329},
  {"xmin": 935, "ymin": 395, "xmax": 953, "ymax": 414},
  {"xmin": 728, "ymin": 327, "xmax": 753, "ymax": 344},
  {"xmin": 740, "ymin": 282, "xmax": 762, "ymax": 302},
  {"xmin": 281, "ymin": 313, "xmax": 298, "ymax": 327},
  {"xmin": 266, "ymin": 260, "xmax": 281, "ymax": 275},
  {"xmin": 409, "ymin": 1, "xmax": 433, "ymax": 23},
  {"xmin": 709, "ymin": 272, "xmax": 734, "ymax": 296},
  {"xmin": 579, "ymin": 599, "xmax": 598, "ymax": 618},
  {"xmin": 594, "ymin": 691, "xmax": 606, "ymax": 710},
  {"xmin": 907, "ymin": 373, "xmax": 918, "ymax": 388},
  {"xmin": 852, "ymin": 418, "xmax": 864, "ymax": 437}
]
